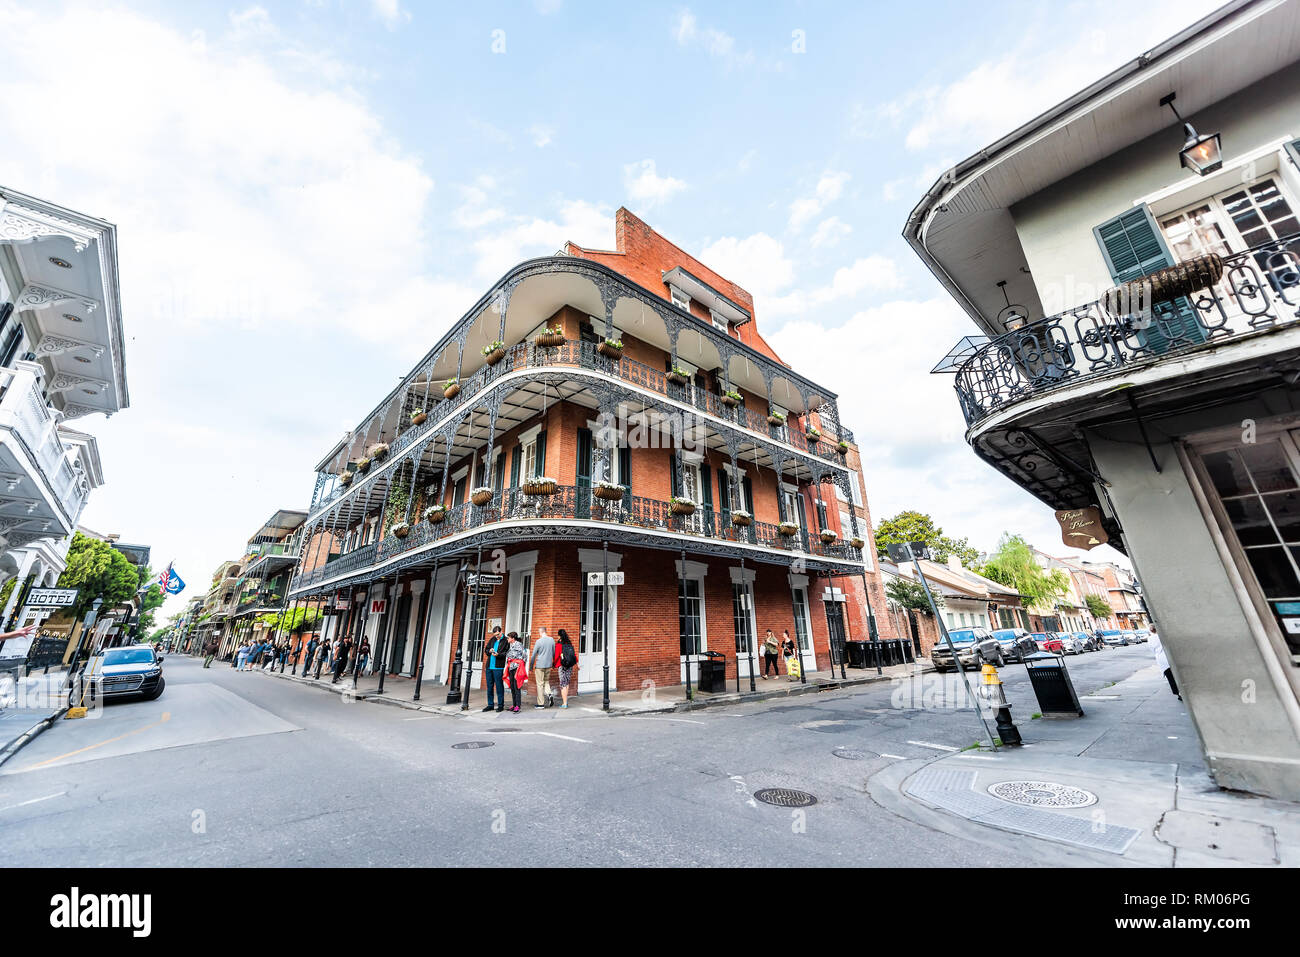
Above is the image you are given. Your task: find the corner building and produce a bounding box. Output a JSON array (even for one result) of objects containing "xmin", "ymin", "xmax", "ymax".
[{"xmin": 287, "ymin": 209, "xmax": 893, "ymax": 696}]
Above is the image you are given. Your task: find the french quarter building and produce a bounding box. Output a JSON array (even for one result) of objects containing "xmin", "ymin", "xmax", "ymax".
[{"xmin": 285, "ymin": 208, "xmax": 893, "ymax": 696}]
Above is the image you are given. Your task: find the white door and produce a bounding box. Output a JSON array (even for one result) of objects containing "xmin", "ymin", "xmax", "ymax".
[
  {"xmin": 579, "ymin": 577, "xmax": 616, "ymax": 692},
  {"xmin": 426, "ymin": 584, "xmax": 455, "ymax": 683}
]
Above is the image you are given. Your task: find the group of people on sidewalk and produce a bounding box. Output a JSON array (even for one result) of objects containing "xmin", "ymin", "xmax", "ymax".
[
  {"xmin": 759, "ymin": 628, "xmax": 802, "ymax": 681},
  {"xmin": 481, "ymin": 625, "xmax": 578, "ymax": 713}
]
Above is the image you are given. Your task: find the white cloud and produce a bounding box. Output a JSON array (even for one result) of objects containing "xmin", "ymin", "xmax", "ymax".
[
  {"xmin": 788, "ymin": 169, "xmax": 849, "ymax": 231},
  {"xmin": 809, "ymin": 216, "xmax": 850, "ymax": 249},
  {"xmin": 530, "ymin": 124, "xmax": 555, "ymax": 148},
  {"xmin": 623, "ymin": 159, "xmax": 687, "ymax": 210},
  {"xmin": 672, "ymin": 8, "xmax": 753, "ymax": 68},
  {"xmin": 469, "ymin": 199, "xmax": 613, "ymax": 279},
  {"xmin": 370, "ymin": 0, "xmax": 411, "ymax": 29},
  {"xmin": 674, "ymin": 10, "xmax": 697, "ymax": 45},
  {"xmin": 699, "ymin": 233, "xmax": 796, "ymax": 307}
]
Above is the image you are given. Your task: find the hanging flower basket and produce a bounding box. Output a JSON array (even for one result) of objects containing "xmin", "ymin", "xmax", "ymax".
[
  {"xmin": 1102, "ymin": 252, "xmax": 1224, "ymax": 314},
  {"xmin": 482, "ymin": 340, "xmax": 506, "ymax": 365},
  {"xmin": 767, "ymin": 412, "xmax": 786, "ymax": 427},
  {"xmin": 424, "ymin": 504, "xmax": 446, "ymax": 525},
  {"xmin": 670, "ymin": 496, "xmax": 697, "ymax": 517},
  {"xmin": 444, "ymin": 379, "xmax": 460, "ymax": 400},
  {"xmin": 850, "ymin": 536, "xmax": 865, "ymax": 550},
  {"xmin": 597, "ymin": 339, "xmax": 624, "ymax": 360},
  {"xmin": 731, "ymin": 509, "xmax": 753, "ymax": 528},
  {"xmin": 391, "ymin": 522, "xmax": 410, "ymax": 539},
  {"xmin": 470, "ymin": 486, "xmax": 494, "ymax": 507},
  {"xmin": 667, "ymin": 367, "xmax": 690, "ymax": 386},
  {"xmin": 522, "ymin": 476, "xmax": 558, "ymax": 496},
  {"xmin": 368, "ymin": 442, "xmax": 390, "ymax": 462},
  {"xmin": 593, "ymin": 481, "xmax": 626, "ymax": 501},
  {"xmin": 805, "ymin": 427, "xmax": 821, "ymax": 444},
  {"xmin": 410, "ymin": 410, "xmax": 428, "ymax": 426},
  {"xmin": 721, "ymin": 390, "xmax": 742, "ymax": 408},
  {"xmin": 778, "ymin": 521, "xmax": 800, "ymax": 537},
  {"xmin": 836, "ymin": 440, "xmax": 849, "ymax": 457},
  {"xmin": 355, "ymin": 457, "xmax": 372, "ymax": 474},
  {"xmin": 819, "ymin": 529, "xmax": 838, "ymax": 545},
  {"xmin": 339, "ymin": 470, "xmax": 354, "ymax": 488},
  {"xmin": 535, "ymin": 326, "xmax": 565, "ymax": 348}
]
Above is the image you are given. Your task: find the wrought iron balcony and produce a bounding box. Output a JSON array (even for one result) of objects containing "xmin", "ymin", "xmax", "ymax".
[
  {"xmin": 947, "ymin": 235, "xmax": 1300, "ymax": 428},
  {"xmin": 292, "ymin": 485, "xmax": 863, "ymax": 592},
  {"xmin": 312, "ymin": 338, "xmax": 854, "ymax": 513}
]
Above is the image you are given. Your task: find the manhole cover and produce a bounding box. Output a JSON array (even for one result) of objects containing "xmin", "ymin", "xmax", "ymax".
[
  {"xmin": 831, "ymin": 748, "xmax": 874, "ymax": 760},
  {"xmin": 987, "ymin": 780, "xmax": 1097, "ymax": 808},
  {"xmin": 451, "ymin": 741, "xmax": 495, "ymax": 750},
  {"xmin": 753, "ymin": 788, "xmax": 818, "ymax": 808}
]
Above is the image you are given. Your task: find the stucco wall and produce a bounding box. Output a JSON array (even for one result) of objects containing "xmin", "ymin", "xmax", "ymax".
[{"xmin": 1011, "ymin": 61, "xmax": 1300, "ymax": 315}]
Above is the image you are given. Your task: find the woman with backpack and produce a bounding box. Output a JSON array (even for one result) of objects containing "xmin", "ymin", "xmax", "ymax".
[{"xmin": 556, "ymin": 628, "xmax": 578, "ymax": 708}]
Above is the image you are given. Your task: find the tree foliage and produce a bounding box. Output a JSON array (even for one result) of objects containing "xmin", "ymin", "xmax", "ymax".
[
  {"xmin": 874, "ymin": 510, "xmax": 980, "ymax": 568},
  {"xmin": 980, "ymin": 534, "xmax": 1069, "ymax": 607},
  {"xmin": 1085, "ymin": 594, "xmax": 1113, "ymax": 620},
  {"xmin": 886, "ymin": 577, "xmax": 942, "ymax": 613},
  {"xmin": 57, "ymin": 533, "xmax": 141, "ymax": 620},
  {"xmin": 255, "ymin": 605, "xmax": 322, "ymax": 636}
]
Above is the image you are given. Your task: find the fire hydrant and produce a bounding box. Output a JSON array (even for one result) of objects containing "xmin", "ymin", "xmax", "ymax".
[{"xmin": 980, "ymin": 663, "xmax": 1022, "ymax": 747}]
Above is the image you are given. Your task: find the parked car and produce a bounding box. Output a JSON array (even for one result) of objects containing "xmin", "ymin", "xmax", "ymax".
[
  {"xmin": 1029, "ymin": 632, "xmax": 1065, "ymax": 653},
  {"xmin": 931, "ymin": 627, "xmax": 1004, "ymax": 672},
  {"xmin": 1057, "ymin": 631, "xmax": 1087, "ymax": 655},
  {"xmin": 1133, "ymin": 629, "xmax": 1151, "ymax": 643},
  {"xmin": 86, "ymin": 644, "xmax": 166, "ymax": 702},
  {"xmin": 989, "ymin": 628, "xmax": 1039, "ymax": 663},
  {"xmin": 1074, "ymin": 631, "xmax": 1101, "ymax": 652},
  {"xmin": 1098, "ymin": 629, "xmax": 1129, "ymax": 646}
]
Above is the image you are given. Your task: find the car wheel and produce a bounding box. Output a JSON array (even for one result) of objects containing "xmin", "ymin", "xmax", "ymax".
[{"xmin": 141, "ymin": 678, "xmax": 165, "ymax": 701}]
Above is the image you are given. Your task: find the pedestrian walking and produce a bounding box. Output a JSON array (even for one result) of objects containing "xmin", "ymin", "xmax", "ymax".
[
  {"xmin": 529, "ymin": 627, "xmax": 556, "ymax": 708},
  {"xmin": 202, "ymin": 638, "xmax": 218, "ymax": 669},
  {"xmin": 482, "ymin": 626, "xmax": 508, "ymax": 712},
  {"xmin": 781, "ymin": 629, "xmax": 800, "ymax": 681},
  {"xmin": 332, "ymin": 635, "xmax": 352, "ymax": 683},
  {"xmin": 357, "ymin": 637, "xmax": 371, "ymax": 675},
  {"xmin": 762, "ymin": 628, "xmax": 780, "ymax": 679},
  {"xmin": 504, "ymin": 631, "xmax": 527, "ymax": 713},
  {"xmin": 556, "ymin": 629, "xmax": 578, "ymax": 709},
  {"xmin": 304, "ymin": 634, "xmax": 319, "ymax": 674},
  {"xmin": 236, "ymin": 640, "xmax": 250, "ymax": 671}
]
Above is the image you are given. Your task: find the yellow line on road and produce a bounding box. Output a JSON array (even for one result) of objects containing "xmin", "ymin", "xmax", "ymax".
[{"xmin": 22, "ymin": 712, "xmax": 172, "ymax": 771}]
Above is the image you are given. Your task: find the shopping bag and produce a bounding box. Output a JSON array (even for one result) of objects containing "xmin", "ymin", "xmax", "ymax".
[{"xmin": 785, "ymin": 655, "xmax": 801, "ymax": 679}]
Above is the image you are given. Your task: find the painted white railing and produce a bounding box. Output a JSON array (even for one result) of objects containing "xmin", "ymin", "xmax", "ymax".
[{"xmin": 0, "ymin": 361, "xmax": 90, "ymax": 528}]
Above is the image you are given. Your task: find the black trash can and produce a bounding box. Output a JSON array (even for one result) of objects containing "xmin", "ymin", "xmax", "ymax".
[
  {"xmin": 697, "ymin": 651, "xmax": 727, "ymax": 693},
  {"xmin": 845, "ymin": 641, "xmax": 868, "ymax": 669},
  {"xmin": 1023, "ymin": 652, "xmax": 1085, "ymax": 717}
]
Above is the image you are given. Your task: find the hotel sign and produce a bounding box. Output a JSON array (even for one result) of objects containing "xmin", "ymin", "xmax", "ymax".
[{"xmin": 1055, "ymin": 507, "xmax": 1108, "ymax": 550}]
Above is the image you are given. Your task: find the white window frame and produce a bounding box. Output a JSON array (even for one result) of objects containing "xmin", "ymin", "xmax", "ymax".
[{"xmin": 670, "ymin": 285, "xmax": 691, "ymax": 313}]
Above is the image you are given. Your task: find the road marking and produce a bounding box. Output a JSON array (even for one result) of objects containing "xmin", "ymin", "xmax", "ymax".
[
  {"xmin": 526, "ymin": 731, "xmax": 591, "ymax": 744},
  {"xmin": 907, "ymin": 740, "xmax": 959, "ymax": 752},
  {"xmin": 23, "ymin": 711, "xmax": 172, "ymax": 771},
  {"xmin": 952, "ymin": 755, "xmax": 999, "ymax": 761},
  {"xmin": 0, "ymin": 791, "xmax": 66, "ymax": 812},
  {"xmin": 620, "ymin": 715, "xmax": 706, "ymax": 725},
  {"xmin": 402, "ymin": 716, "xmax": 437, "ymax": 721},
  {"xmin": 880, "ymin": 753, "xmax": 906, "ymax": 760}
]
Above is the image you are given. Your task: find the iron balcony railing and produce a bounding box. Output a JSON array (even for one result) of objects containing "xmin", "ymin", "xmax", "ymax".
[
  {"xmin": 315, "ymin": 338, "xmax": 853, "ymax": 512},
  {"xmin": 293, "ymin": 485, "xmax": 862, "ymax": 590},
  {"xmin": 949, "ymin": 235, "xmax": 1300, "ymax": 427}
]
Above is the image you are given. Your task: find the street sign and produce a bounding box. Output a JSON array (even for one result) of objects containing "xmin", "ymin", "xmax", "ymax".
[
  {"xmin": 25, "ymin": 587, "xmax": 79, "ymax": 609},
  {"xmin": 1055, "ymin": 507, "xmax": 1109, "ymax": 550},
  {"xmin": 586, "ymin": 571, "xmax": 625, "ymax": 586},
  {"xmin": 467, "ymin": 573, "xmax": 504, "ymax": 585}
]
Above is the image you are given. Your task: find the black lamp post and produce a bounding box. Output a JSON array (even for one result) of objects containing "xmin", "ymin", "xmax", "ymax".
[{"xmin": 1161, "ymin": 92, "xmax": 1222, "ymax": 175}]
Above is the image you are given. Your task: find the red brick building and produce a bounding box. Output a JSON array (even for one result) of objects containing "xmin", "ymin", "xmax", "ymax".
[{"xmin": 286, "ymin": 209, "xmax": 892, "ymax": 699}]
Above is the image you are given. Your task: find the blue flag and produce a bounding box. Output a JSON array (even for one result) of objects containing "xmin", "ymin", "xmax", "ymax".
[{"xmin": 162, "ymin": 567, "xmax": 186, "ymax": 595}]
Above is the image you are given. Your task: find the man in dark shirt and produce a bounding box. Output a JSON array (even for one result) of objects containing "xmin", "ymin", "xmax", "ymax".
[
  {"xmin": 332, "ymin": 636, "xmax": 352, "ymax": 683},
  {"xmin": 482, "ymin": 626, "xmax": 508, "ymax": 712}
]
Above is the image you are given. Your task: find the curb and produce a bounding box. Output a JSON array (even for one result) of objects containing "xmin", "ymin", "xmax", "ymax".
[
  {"xmin": 252, "ymin": 662, "xmax": 928, "ymax": 716},
  {"xmin": 0, "ymin": 706, "xmax": 68, "ymax": 769}
]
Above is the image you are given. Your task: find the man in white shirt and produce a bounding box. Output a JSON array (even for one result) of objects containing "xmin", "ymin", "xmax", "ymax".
[{"xmin": 530, "ymin": 627, "xmax": 556, "ymax": 708}]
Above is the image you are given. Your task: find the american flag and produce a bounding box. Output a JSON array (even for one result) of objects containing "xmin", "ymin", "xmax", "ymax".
[{"xmin": 159, "ymin": 564, "xmax": 172, "ymax": 591}]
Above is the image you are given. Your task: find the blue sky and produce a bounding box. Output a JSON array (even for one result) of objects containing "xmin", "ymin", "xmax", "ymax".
[{"xmin": 0, "ymin": 0, "xmax": 1226, "ymax": 619}]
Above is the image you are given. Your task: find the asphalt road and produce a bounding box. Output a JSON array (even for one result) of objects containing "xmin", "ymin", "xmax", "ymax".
[{"xmin": 0, "ymin": 645, "xmax": 1165, "ymax": 866}]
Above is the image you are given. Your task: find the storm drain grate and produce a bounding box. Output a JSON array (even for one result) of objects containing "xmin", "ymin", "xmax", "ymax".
[
  {"xmin": 451, "ymin": 741, "xmax": 495, "ymax": 749},
  {"xmin": 988, "ymin": 780, "xmax": 1097, "ymax": 808},
  {"xmin": 832, "ymin": 748, "xmax": 875, "ymax": 760},
  {"xmin": 754, "ymin": 788, "xmax": 818, "ymax": 808}
]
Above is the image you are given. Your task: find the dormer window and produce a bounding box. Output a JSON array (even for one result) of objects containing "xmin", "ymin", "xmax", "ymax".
[
  {"xmin": 709, "ymin": 310, "xmax": 729, "ymax": 334},
  {"xmin": 670, "ymin": 285, "xmax": 691, "ymax": 312}
]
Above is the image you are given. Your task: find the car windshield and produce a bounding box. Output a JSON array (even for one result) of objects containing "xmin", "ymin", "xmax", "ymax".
[
  {"xmin": 991, "ymin": 630, "xmax": 1017, "ymax": 639},
  {"xmin": 946, "ymin": 629, "xmax": 978, "ymax": 644},
  {"xmin": 102, "ymin": 648, "xmax": 155, "ymax": 665}
]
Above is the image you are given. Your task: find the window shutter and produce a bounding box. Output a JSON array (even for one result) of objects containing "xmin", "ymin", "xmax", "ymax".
[
  {"xmin": 535, "ymin": 431, "xmax": 547, "ymax": 476},
  {"xmin": 701, "ymin": 463, "xmax": 714, "ymax": 535},
  {"xmin": 576, "ymin": 428, "xmax": 592, "ymax": 520},
  {"xmin": 619, "ymin": 446, "xmax": 631, "ymax": 507},
  {"xmin": 719, "ymin": 473, "xmax": 731, "ymax": 514},
  {"xmin": 509, "ymin": 446, "xmax": 521, "ymax": 487},
  {"xmin": 743, "ymin": 476, "xmax": 754, "ymax": 514},
  {"xmin": 670, "ymin": 455, "xmax": 679, "ymax": 499},
  {"xmin": 494, "ymin": 452, "xmax": 505, "ymax": 492},
  {"xmin": 795, "ymin": 493, "xmax": 809, "ymax": 550},
  {"xmin": 776, "ymin": 487, "xmax": 787, "ymax": 523},
  {"xmin": 1094, "ymin": 203, "xmax": 1206, "ymax": 352}
]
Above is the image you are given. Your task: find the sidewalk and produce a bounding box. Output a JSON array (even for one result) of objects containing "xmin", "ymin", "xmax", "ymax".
[
  {"xmin": 248, "ymin": 657, "xmax": 926, "ymax": 718},
  {"xmin": 0, "ymin": 670, "xmax": 69, "ymax": 759},
  {"xmin": 870, "ymin": 664, "xmax": 1300, "ymax": 867}
]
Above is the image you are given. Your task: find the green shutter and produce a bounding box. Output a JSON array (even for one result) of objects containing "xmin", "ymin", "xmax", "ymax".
[
  {"xmin": 509, "ymin": 446, "xmax": 521, "ymax": 487},
  {"xmin": 669, "ymin": 455, "xmax": 679, "ymax": 499},
  {"xmin": 701, "ymin": 463, "xmax": 714, "ymax": 536},
  {"xmin": 535, "ymin": 430, "xmax": 546, "ymax": 477},
  {"xmin": 1094, "ymin": 203, "xmax": 1206, "ymax": 353},
  {"xmin": 576, "ymin": 429, "xmax": 592, "ymax": 520},
  {"xmin": 618, "ymin": 446, "xmax": 631, "ymax": 508}
]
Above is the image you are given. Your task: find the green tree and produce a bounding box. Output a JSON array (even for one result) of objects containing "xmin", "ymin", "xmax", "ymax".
[
  {"xmin": 256, "ymin": 605, "xmax": 322, "ymax": 636},
  {"xmin": 57, "ymin": 532, "xmax": 141, "ymax": 621},
  {"xmin": 1085, "ymin": 594, "xmax": 1113, "ymax": 621},
  {"xmin": 875, "ymin": 510, "xmax": 980, "ymax": 567},
  {"xmin": 980, "ymin": 534, "xmax": 1069, "ymax": 607},
  {"xmin": 134, "ymin": 580, "xmax": 166, "ymax": 634},
  {"xmin": 886, "ymin": 577, "xmax": 942, "ymax": 613}
]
